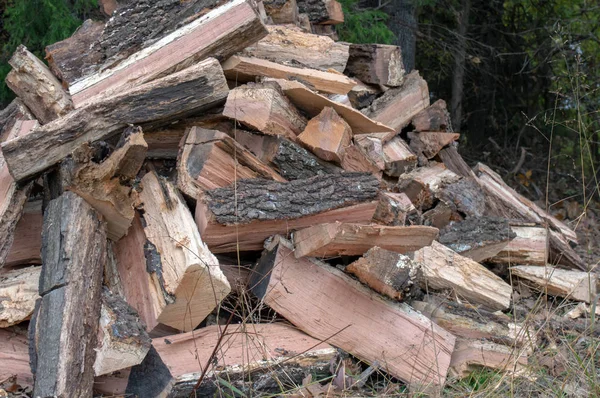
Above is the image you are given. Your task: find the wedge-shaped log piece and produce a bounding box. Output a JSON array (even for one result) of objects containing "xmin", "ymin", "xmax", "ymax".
[
  {"xmin": 243, "ymin": 25, "xmax": 349, "ymax": 72},
  {"xmin": 2, "ymin": 58, "xmax": 229, "ymax": 183},
  {"xmin": 397, "ymin": 162, "xmax": 461, "ymax": 209},
  {"xmin": 70, "ymin": 0, "xmax": 267, "ymax": 107},
  {"xmin": 294, "ymin": 222, "xmax": 438, "ymax": 258},
  {"xmin": 297, "ymin": 0, "xmax": 343, "ymax": 24},
  {"xmin": 223, "ymin": 82, "xmax": 307, "ymax": 140},
  {"xmin": 263, "ymin": 0, "xmax": 298, "ymax": 23},
  {"xmin": 177, "ymin": 127, "xmax": 284, "ymax": 200},
  {"xmin": 0, "ymin": 328, "xmax": 32, "ymax": 388},
  {"xmin": 548, "ymin": 229, "xmax": 586, "ymax": 271},
  {"xmin": 251, "ymin": 236, "xmax": 455, "ymax": 389},
  {"xmin": 408, "ymin": 131, "xmax": 460, "ymax": 159},
  {"xmin": 511, "ymin": 265, "xmax": 596, "ymax": 303},
  {"xmin": 0, "ymin": 266, "xmax": 40, "ymax": 327},
  {"xmin": 345, "ymin": 44, "xmax": 404, "ymax": 87},
  {"xmin": 382, "ymin": 136, "xmax": 417, "ymax": 176},
  {"xmin": 373, "ymin": 192, "xmax": 418, "ymax": 226},
  {"xmin": 298, "ymin": 106, "xmax": 352, "ymax": 163},
  {"xmin": 0, "ymin": 98, "xmax": 34, "ymax": 142},
  {"xmin": 5, "ymin": 45, "xmax": 73, "ymax": 124},
  {"xmin": 354, "ymin": 133, "xmax": 385, "ymax": 170},
  {"xmin": 346, "ymin": 247, "xmax": 421, "ymax": 300},
  {"xmin": 411, "ymin": 99, "xmax": 452, "ymax": 132},
  {"xmin": 116, "ymin": 172, "xmax": 230, "ymax": 332},
  {"xmin": 439, "ymin": 217, "xmax": 516, "ymax": 262},
  {"xmin": 449, "ymin": 339, "xmax": 528, "ymax": 379},
  {"xmin": 5, "ymin": 200, "xmax": 42, "ymax": 267},
  {"xmin": 61, "ymin": 127, "xmax": 147, "ymax": 241},
  {"xmin": 489, "ymin": 223, "xmax": 548, "ymax": 266},
  {"xmin": 413, "ymin": 241, "xmax": 512, "ymax": 311},
  {"xmin": 223, "ymin": 56, "xmax": 355, "ymax": 94},
  {"xmin": 437, "ymin": 146, "xmax": 476, "ymax": 178},
  {"xmin": 340, "ymin": 144, "xmax": 382, "ymax": 177},
  {"xmin": 362, "ymin": 70, "xmax": 429, "ymax": 139},
  {"xmin": 31, "ymin": 192, "xmax": 107, "ymax": 398},
  {"xmin": 94, "ymin": 288, "xmax": 151, "ymax": 377}
]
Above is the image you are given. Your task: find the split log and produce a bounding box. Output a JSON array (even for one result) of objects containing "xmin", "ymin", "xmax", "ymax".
[
  {"xmin": 437, "ymin": 146, "xmax": 476, "ymax": 178},
  {"xmin": 2, "ymin": 58, "xmax": 229, "ymax": 183},
  {"xmin": 0, "ymin": 328, "xmax": 33, "ymax": 388},
  {"xmin": 362, "ymin": 71, "xmax": 430, "ymax": 138},
  {"xmin": 94, "ymin": 288, "xmax": 151, "ymax": 376},
  {"xmin": 408, "ymin": 131, "xmax": 460, "ymax": 159},
  {"xmin": 223, "ymin": 55, "xmax": 355, "ymax": 94},
  {"xmin": 436, "ymin": 177, "xmax": 486, "ymax": 218},
  {"xmin": 242, "ymin": 25, "xmax": 349, "ymax": 72},
  {"xmin": 60, "ymin": 126, "xmax": 147, "ymax": 240},
  {"xmin": 548, "ymin": 229, "xmax": 586, "ymax": 271},
  {"xmin": 270, "ymin": 78, "xmax": 394, "ymax": 134},
  {"xmin": 0, "ymin": 98, "xmax": 34, "ymax": 142},
  {"xmin": 69, "ymin": 0, "xmax": 267, "ymax": 107},
  {"xmin": 438, "ymin": 217, "xmax": 516, "ymax": 262},
  {"xmin": 5, "ymin": 45, "xmax": 73, "ymax": 124},
  {"xmin": 297, "ymin": 106, "xmax": 352, "ymax": 163},
  {"xmin": 344, "ymin": 44, "xmax": 404, "ymax": 87},
  {"xmin": 293, "ymin": 222, "xmax": 439, "ymax": 258},
  {"xmin": 31, "ymin": 192, "xmax": 107, "ymax": 398},
  {"xmin": 144, "ymin": 128, "xmax": 185, "ymax": 159},
  {"xmin": 263, "ymin": 0, "xmax": 298, "ymax": 23},
  {"xmin": 312, "ymin": 23, "xmax": 339, "ymax": 39},
  {"xmin": 116, "ymin": 172, "xmax": 230, "ymax": 332},
  {"xmin": 5, "ymin": 200, "xmax": 42, "ymax": 267},
  {"xmin": 222, "ymin": 82, "xmax": 307, "ymax": 140},
  {"xmin": 373, "ymin": 192, "xmax": 418, "ymax": 226},
  {"xmin": 196, "ymin": 173, "xmax": 380, "ymax": 253},
  {"xmin": 297, "ymin": 0, "xmax": 344, "ymax": 24},
  {"xmin": 489, "ymin": 223, "xmax": 548, "ymax": 266},
  {"xmin": 348, "ymin": 81, "xmax": 380, "ymax": 109},
  {"xmin": 510, "ymin": 265, "xmax": 596, "ymax": 303},
  {"xmin": 297, "ymin": 12, "xmax": 312, "ymax": 30},
  {"xmin": 449, "ymin": 339, "xmax": 528, "ymax": 379},
  {"xmin": 177, "ymin": 127, "xmax": 284, "ymax": 200},
  {"xmin": 340, "ymin": 144, "xmax": 383, "ymax": 177},
  {"xmin": 410, "ymin": 99, "xmax": 452, "ymax": 132},
  {"xmin": 413, "ymin": 241, "xmax": 512, "ymax": 311},
  {"xmin": 422, "ymin": 201, "xmax": 455, "ymax": 229},
  {"xmin": 382, "ymin": 136, "xmax": 417, "ymax": 176},
  {"xmin": 251, "ymin": 236, "xmax": 455, "ymax": 389},
  {"xmin": 397, "ymin": 162, "xmax": 461, "ymax": 209},
  {"xmin": 0, "ymin": 266, "xmax": 40, "ymax": 327},
  {"xmin": 354, "ymin": 134, "xmax": 385, "ymax": 170},
  {"xmin": 346, "ymin": 247, "xmax": 422, "ymax": 300}
]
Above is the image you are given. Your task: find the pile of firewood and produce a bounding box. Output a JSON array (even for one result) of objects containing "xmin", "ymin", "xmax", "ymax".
[{"xmin": 0, "ymin": 0, "xmax": 592, "ymax": 397}]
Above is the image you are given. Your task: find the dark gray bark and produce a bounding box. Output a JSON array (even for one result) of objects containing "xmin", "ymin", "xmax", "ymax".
[
  {"xmin": 439, "ymin": 217, "xmax": 515, "ymax": 254},
  {"xmin": 271, "ymin": 139, "xmax": 341, "ymax": 180}
]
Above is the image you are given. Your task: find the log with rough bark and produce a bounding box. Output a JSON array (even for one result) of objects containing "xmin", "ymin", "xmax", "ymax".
[
  {"xmin": 294, "ymin": 222, "xmax": 439, "ymax": 258},
  {"xmin": 408, "ymin": 131, "xmax": 460, "ymax": 159},
  {"xmin": 346, "ymin": 247, "xmax": 422, "ymax": 301},
  {"xmin": 411, "ymin": 99, "xmax": 452, "ymax": 132},
  {"xmin": 223, "ymin": 82, "xmax": 307, "ymax": 140},
  {"xmin": 2, "ymin": 58, "xmax": 229, "ymax": 183},
  {"xmin": 0, "ymin": 266, "xmax": 40, "ymax": 327},
  {"xmin": 5, "ymin": 45, "xmax": 73, "ymax": 124},
  {"xmin": 196, "ymin": 173, "xmax": 380, "ymax": 252},
  {"xmin": 0, "ymin": 98, "xmax": 34, "ymax": 142},
  {"xmin": 344, "ymin": 44, "xmax": 404, "ymax": 87},
  {"xmin": 69, "ymin": 0, "xmax": 267, "ymax": 107},
  {"xmin": 271, "ymin": 78, "xmax": 394, "ymax": 134},
  {"xmin": 223, "ymin": 55, "xmax": 355, "ymax": 94},
  {"xmin": 373, "ymin": 192, "xmax": 418, "ymax": 226},
  {"xmin": 5, "ymin": 200, "xmax": 42, "ymax": 267},
  {"xmin": 436, "ymin": 177, "xmax": 486, "ymax": 218},
  {"xmin": 489, "ymin": 223, "xmax": 549, "ymax": 266},
  {"xmin": 0, "ymin": 327, "xmax": 33, "ymax": 388},
  {"xmin": 348, "ymin": 81, "xmax": 380, "ymax": 109},
  {"xmin": 510, "ymin": 265, "xmax": 596, "ymax": 303},
  {"xmin": 115, "ymin": 172, "xmax": 230, "ymax": 332},
  {"xmin": 60, "ymin": 126, "xmax": 147, "ymax": 241},
  {"xmin": 94, "ymin": 288, "xmax": 151, "ymax": 377},
  {"xmin": 177, "ymin": 127, "xmax": 284, "ymax": 200},
  {"xmin": 412, "ymin": 241, "xmax": 512, "ymax": 311},
  {"xmin": 297, "ymin": 0, "xmax": 344, "ymax": 24},
  {"xmin": 30, "ymin": 192, "xmax": 107, "ymax": 398},
  {"xmin": 263, "ymin": 0, "xmax": 298, "ymax": 23},
  {"xmin": 449, "ymin": 339, "xmax": 528, "ymax": 379},
  {"xmin": 251, "ymin": 236, "xmax": 456, "ymax": 390},
  {"xmin": 362, "ymin": 71, "xmax": 430, "ymax": 139},
  {"xmin": 438, "ymin": 217, "xmax": 516, "ymax": 262},
  {"xmin": 242, "ymin": 25, "xmax": 349, "ymax": 72},
  {"xmin": 382, "ymin": 136, "xmax": 417, "ymax": 176},
  {"xmin": 397, "ymin": 162, "xmax": 461, "ymax": 210},
  {"xmin": 297, "ymin": 106, "xmax": 352, "ymax": 163}
]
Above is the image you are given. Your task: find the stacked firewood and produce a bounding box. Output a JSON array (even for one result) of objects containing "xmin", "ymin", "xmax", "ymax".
[{"xmin": 0, "ymin": 0, "xmax": 591, "ymax": 397}]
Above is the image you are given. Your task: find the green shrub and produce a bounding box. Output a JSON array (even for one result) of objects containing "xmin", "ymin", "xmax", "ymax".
[{"xmin": 336, "ymin": 0, "xmax": 395, "ymax": 44}]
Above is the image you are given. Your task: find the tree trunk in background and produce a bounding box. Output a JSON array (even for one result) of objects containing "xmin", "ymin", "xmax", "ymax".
[
  {"xmin": 450, "ymin": 0, "xmax": 470, "ymax": 132},
  {"xmin": 383, "ymin": 0, "xmax": 417, "ymax": 72}
]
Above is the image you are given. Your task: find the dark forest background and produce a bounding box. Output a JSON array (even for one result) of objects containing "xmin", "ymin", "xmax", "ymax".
[{"xmin": 1, "ymin": 0, "xmax": 598, "ymax": 205}]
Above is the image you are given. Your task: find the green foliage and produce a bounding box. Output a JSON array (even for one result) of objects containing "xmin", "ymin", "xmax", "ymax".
[
  {"xmin": 0, "ymin": 0, "xmax": 98, "ymax": 106},
  {"xmin": 336, "ymin": 0, "xmax": 395, "ymax": 44}
]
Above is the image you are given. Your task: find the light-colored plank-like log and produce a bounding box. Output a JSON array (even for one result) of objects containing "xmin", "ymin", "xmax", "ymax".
[
  {"xmin": 251, "ymin": 236, "xmax": 456, "ymax": 390},
  {"xmin": 223, "ymin": 55, "xmax": 355, "ymax": 94},
  {"xmin": 449, "ymin": 339, "xmax": 528, "ymax": 379},
  {"xmin": 0, "ymin": 266, "xmax": 40, "ymax": 327},
  {"xmin": 294, "ymin": 222, "xmax": 439, "ymax": 258},
  {"xmin": 413, "ymin": 241, "xmax": 512, "ymax": 311},
  {"xmin": 410, "ymin": 99, "xmax": 452, "ymax": 132},
  {"xmin": 408, "ymin": 131, "xmax": 460, "ymax": 159},
  {"xmin": 5, "ymin": 45, "xmax": 73, "ymax": 124},
  {"xmin": 511, "ymin": 265, "xmax": 596, "ymax": 303},
  {"xmin": 263, "ymin": 0, "xmax": 298, "ymax": 23},
  {"xmin": 382, "ymin": 136, "xmax": 417, "ymax": 176},
  {"xmin": 490, "ymin": 224, "xmax": 548, "ymax": 266},
  {"xmin": 0, "ymin": 328, "xmax": 32, "ymax": 388},
  {"xmin": 5, "ymin": 200, "xmax": 42, "ymax": 267},
  {"xmin": 2, "ymin": 58, "xmax": 229, "ymax": 183},
  {"xmin": 70, "ymin": 0, "xmax": 266, "ymax": 107},
  {"xmin": 242, "ymin": 25, "xmax": 349, "ymax": 72},
  {"xmin": 345, "ymin": 44, "xmax": 404, "ymax": 87},
  {"xmin": 298, "ymin": 106, "xmax": 352, "ymax": 163}
]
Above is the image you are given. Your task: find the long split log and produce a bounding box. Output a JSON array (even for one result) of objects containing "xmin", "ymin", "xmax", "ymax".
[
  {"xmin": 511, "ymin": 265, "xmax": 596, "ymax": 303},
  {"xmin": 489, "ymin": 223, "xmax": 549, "ymax": 266}
]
